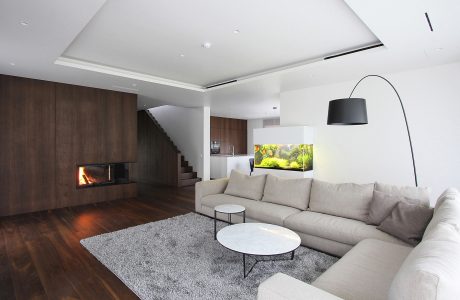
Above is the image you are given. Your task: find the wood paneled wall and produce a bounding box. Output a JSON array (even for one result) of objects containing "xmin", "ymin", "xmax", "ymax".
[
  {"xmin": 55, "ymin": 84, "xmax": 137, "ymax": 208},
  {"xmin": 211, "ymin": 117, "xmax": 247, "ymax": 155},
  {"xmin": 0, "ymin": 74, "xmax": 137, "ymax": 216},
  {"xmin": 131, "ymin": 111, "xmax": 180, "ymax": 186},
  {"xmin": 0, "ymin": 75, "xmax": 56, "ymax": 215}
]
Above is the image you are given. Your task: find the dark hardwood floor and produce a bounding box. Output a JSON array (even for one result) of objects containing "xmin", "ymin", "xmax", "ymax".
[{"xmin": 0, "ymin": 184, "xmax": 195, "ymax": 300}]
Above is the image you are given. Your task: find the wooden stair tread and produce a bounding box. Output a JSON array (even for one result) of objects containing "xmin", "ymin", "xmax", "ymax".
[
  {"xmin": 180, "ymin": 172, "xmax": 196, "ymax": 179},
  {"xmin": 181, "ymin": 166, "xmax": 193, "ymax": 173},
  {"xmin": 178, "ymin": 177, "xmax": 201, "ymax": 187},
  {"xmin": 145, "ymin": 109, "xmax": 199, "ymax": 188}
]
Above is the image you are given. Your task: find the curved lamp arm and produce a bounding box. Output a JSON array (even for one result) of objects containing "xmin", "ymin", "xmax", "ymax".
[{"xmin": 349, "ymin": 75, "xmax": 418, "ymax": 187}]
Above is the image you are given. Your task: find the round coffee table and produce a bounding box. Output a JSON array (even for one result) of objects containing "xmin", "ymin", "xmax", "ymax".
[
  {"xmin": 217, "ymin": 223, "xmax": 301, "ymax": 278},
  {"xmin": 213, "ymin": 204, "xmax": 246, "ymax": 240}
]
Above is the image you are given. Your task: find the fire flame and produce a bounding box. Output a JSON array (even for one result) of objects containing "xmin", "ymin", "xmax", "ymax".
[{"xmin": 78, "ymin": 167, "xmax": 94, "ymax": 186}]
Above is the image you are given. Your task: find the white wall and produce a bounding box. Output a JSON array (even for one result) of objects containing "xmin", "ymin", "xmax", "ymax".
[
  {"xmin": 247, "ymin": 119, "xmax": 264, "ymax": 154},
  {"xmin": 280, "ymin": 62, "xmax": 460, "ymax": 204},
  {"xmin": 247, "ymin": 118, "xmax": 280, "ymax": 154},
  {"xmin": 202, "ymin": 106, "xmax": 211, "ymax": 181},
  {"xmin": 150, "ymin": 105, "xmax": 211, "ymax": 181}
]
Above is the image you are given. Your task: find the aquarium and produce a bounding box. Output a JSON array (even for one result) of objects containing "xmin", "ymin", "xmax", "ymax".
[{"xmin": 254, "ymin": 144, "xmax": 313, "ymax": 171}]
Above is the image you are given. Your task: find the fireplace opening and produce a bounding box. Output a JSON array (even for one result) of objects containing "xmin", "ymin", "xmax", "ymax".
[{"xmin": 77, "ymin": 163, "xmax": 130, "ymax": 188}]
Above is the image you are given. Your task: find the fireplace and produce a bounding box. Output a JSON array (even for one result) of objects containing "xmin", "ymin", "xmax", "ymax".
[{"xmin": 77, "ymin": 163, "xmax": 130, "ymax": 188}]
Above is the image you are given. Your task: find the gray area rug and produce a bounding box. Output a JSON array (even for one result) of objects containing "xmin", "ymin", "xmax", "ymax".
[{"xmin": 81, "ymin": 213, "xmax": 337, "ymax": 300}]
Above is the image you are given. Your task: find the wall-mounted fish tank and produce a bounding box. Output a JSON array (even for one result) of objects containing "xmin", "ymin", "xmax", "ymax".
[{"xmin": 254, "ymin": 144, "xmax": 313, "ymax": 171}]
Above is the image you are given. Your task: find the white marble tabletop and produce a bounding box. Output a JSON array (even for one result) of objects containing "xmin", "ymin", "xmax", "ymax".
[
  {"xmin": 214, "ymin": 204, "xmax": 245, "ymax": 214},
  {"xmin": 217, "ymin": 223, "xmax": 301, "ymax": 256}
]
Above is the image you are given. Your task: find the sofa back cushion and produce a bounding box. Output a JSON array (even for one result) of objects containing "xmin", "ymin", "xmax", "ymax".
[
  {"xmin": 224, "ymin": 170, "xmax": 267, "ymax": 200},
  {"xmin": 389, "ymin": 188, "xmax": 460, "ymax": 300},
  {"xmin": 309, "ymin": 180, "xmax": 374, "ymax": 222},
  {"xmin": 366, "ymin": 190, "xmax": 428, "ymax": 225},
  {"xmin": 261, "ymin": 175, "xmax": 312, "ymax": 210},
  {"xmin": 424, "ymin": 188, "xmax": 460, "ymax": 238},
  {"xmin": 374, "ymin": 182, "xmax": 431, "ymax": 205}
]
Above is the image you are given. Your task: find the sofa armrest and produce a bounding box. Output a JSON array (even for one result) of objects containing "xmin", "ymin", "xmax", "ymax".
[
  {"xmin": 195, "ymin": 178, "xmax": 229, "ymax": 212},
  {"xmin": 257, "ymin": 273, "xmax": 342, "ymax": 300}
]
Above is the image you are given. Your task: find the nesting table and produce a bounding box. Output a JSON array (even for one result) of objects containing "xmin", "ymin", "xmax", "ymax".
[
  {"xmin": 217, "ymin": 223, "xmax": 301, "ymax": 278},
  {"xmin": 213, "ymin": 204, "xmax": 246, "ymax": 239}
]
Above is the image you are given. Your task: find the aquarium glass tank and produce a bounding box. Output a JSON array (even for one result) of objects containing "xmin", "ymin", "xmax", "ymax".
[{"xmin": 254, "ymin": 144, "xmax": 313, "ymax": 171}]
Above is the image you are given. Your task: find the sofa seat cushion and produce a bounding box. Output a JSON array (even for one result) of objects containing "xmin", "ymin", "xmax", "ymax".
[
  {"xmin": 284, "ymin": 211, "xmax": 410, "ymax": 246},
  {"xmin": 258, "ymin": 273, "xmax": 343, "ymax": 300},
  {"xmin": 309, "ymin": 180, "xmax": 374, "ymax": 222},
  {"xmin": 313, "ymin": 239, "xmax": 413, "ymax": 300},
  {"xmin": 201, "ymin": 194, "xmax": 300, "ymax": 226}
]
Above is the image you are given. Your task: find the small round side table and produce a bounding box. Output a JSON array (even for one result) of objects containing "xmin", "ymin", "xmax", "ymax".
[{"xmin": 214, "ymin": 204, "xmax": 246, "ymax": 240}]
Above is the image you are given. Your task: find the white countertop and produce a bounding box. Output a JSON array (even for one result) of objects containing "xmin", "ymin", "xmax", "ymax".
[{"xmin": 210, "ymin": 155, "xmax": 253, "ymax": 178}]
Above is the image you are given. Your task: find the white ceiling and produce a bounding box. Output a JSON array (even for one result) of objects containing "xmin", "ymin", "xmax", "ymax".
[
  {"xmin": 63, "ymin": 0, "xmax": 379, "ymax": 87},
  {"xmin": 1, "ymin": 0, "xmax": 460, "ymax": 119}
]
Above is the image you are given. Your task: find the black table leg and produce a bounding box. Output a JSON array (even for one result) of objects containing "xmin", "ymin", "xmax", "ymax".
[
  {"xmin": 229, "ymin": 213, "xmax": 231, "ymax": 224},
  {"xmin": 243, "ymin": 210, "xmax": 246, "ymax": 223},
  {"xmin": 214, "ymin": 210, "xmax": 217, "ymax": 240},
  {"xmin": 243, "ymin": 253, "xmax": 246, "ymax": 278},
  {"xmin": 291, "ymin": 250, "xmax": 295, "ymax": 260}
]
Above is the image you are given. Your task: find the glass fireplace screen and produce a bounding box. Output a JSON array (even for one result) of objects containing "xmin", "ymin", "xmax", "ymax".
[{"xmin": 77, "ymin": 163, "xmax": 129, "ymax": 188}]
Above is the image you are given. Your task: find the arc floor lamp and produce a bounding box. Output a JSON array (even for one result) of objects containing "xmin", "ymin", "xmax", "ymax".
[{"xmin": 327, "ymin": 75, "xmax": 418, "ymax": 187}]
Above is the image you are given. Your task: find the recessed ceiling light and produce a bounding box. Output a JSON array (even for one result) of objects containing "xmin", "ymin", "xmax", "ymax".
[
  {"xmin": 180, "ymin": 54, "xmax": 185, "ymax": 57},
  {"xmin": 435, "ymin": 47, "xmax": 444, "ymax": 51},
  {"xmin": 233, "ymin": 29, "xmax": 240, "ymax": 34},
  {"xmin": 10, "ymin": 62, "xmax": 16, "ymax": 66},
  {"xmin": 202, "ymin": 42, "xmax": 212, "ymax": 49},
  {"xmin": 20, "ymin": 21, "xmax": 29, "ymax": 26}
]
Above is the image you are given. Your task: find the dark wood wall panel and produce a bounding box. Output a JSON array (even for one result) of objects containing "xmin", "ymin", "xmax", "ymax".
[
  {"xmin": 55, "ymin": 83, "xmax": 137, "ymax": 208},
  {"xmin": 0, "ymin": 75, "xmax": 56, "ymax": 216},
  {"xmin": 0, "ymin": 75, "xmax": 137, "ymax": 216},
  {"xmin": 121, "ymin": 93, "xmax": 137, "ymax": 161},
  {"xmin": 210, "ymin": 116, "xmax": 247, "ymax": 155},
  {"xmin": 132, "ymin": 111, "xmax": 179, "ymax": 186}
]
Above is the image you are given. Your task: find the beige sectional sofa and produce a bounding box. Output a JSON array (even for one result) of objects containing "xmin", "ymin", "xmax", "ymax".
[
  {"xmin": 196, "ymin": 174, "xmax": 416, "ymax": 256},
  {"xmin": 195, "ymin": 172, "xmax": 460, "ymax": 299}
]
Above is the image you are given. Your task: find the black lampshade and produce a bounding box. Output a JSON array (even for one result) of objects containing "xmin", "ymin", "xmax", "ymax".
[{"xmin": 327, "ymin": 98, "xmax": 368, "ymax": 125}]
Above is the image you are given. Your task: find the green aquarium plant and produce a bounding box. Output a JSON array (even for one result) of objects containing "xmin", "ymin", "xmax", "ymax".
[{"xmin": 254, "ymin": 144, "xmax": 313, "ymax": 171}]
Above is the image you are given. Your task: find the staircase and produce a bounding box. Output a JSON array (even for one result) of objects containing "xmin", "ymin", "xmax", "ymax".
[{"xmin": 145, "ymin": 110, "xmax": 201, "ymax": 187}]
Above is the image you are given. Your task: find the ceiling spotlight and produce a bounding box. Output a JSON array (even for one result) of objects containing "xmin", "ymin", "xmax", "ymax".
[
  {"xmin": 435, "ymin": 47, "xmax": 444, "ymax": 51},
  {"xmin": 233, "ymin": 29, "xmax": 240, "ymax": 34},
  {"xmin": 20, "ymin": 21, "xmax": 29, "ymax": 26},
  {"xmin": 10, "ymin": 62, "xmax": 16, "ymax": 66},
  {"xmin": 202, "ymin": 42, "xmax": 212, "ymax": 49},
  {"xmin": 180, "ymin": 54, "xmax": 185, "ymax": 57}
]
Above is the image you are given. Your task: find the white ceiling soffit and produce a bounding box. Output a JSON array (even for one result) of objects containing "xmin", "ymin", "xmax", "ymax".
[
  {"xmin": 58, "ymin": 0, "xmax": 381, "ymax": 90},
  {"xmin": 2, "ymin": 0, "xmax": 460, "ymax": 119}
]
